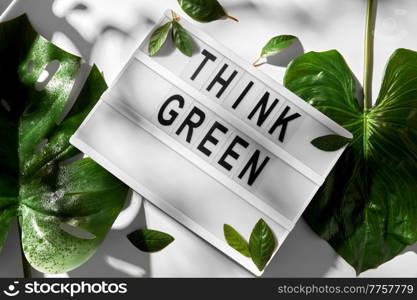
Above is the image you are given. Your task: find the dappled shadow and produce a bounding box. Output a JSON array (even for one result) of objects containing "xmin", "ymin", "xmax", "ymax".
[
  {"xmin": 403, "ymin": 242, "xmax": 417, "ymax": 254},
  {"xmin": 0, "ymin": 221, "xmax": 25, "ymax": 277},
  {"xmin": 0, "ymin": 0, "xmax": 151, "ymax": 63},
  {"xmin": 2, "ymin": 0, "xmax": 416, "ymax": 279},
  {"xmin": 263, "ymin": 219, "xmax": 337, "ymax": 277},
  {"xmin": 265, "ymin": 39, "xmax": 305, "ymax": 68},
  {"xmin": 67, "ymin": 193, "xmax": 151, "ymax": 278},
  {"xmin": 0, "ymin": 0, "xmax": 13, "ymax": 15},
  {"xmin": 0, "ymin": 0, "xmax": 152, "ymax": 278}
]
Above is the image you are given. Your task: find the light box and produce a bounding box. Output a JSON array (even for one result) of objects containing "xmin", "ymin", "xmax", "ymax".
[{"xmin": 70, "ymin": 10, "xmax": 352, "ymax": 276}]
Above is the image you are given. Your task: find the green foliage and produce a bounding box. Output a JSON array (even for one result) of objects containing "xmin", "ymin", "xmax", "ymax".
[
  {"xmin": 0, "ymin": 15, "xmax": 128, "ymax": 273},
  {"xmin": 284, "ymin": 48, "xmax": 417, "ymax": 273},
  {"xmin": 224, "ymin": 219, "xmax": 276, "ymax": 271}
]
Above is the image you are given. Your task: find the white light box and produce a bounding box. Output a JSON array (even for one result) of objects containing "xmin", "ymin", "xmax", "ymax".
[{"xmin": 71, "ymin": 10, "xmax": 352, "ymax": 276}]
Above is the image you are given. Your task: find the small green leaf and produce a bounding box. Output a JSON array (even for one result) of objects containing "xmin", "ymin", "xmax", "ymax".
[
  {"xmin": 254, "ymin": 35, "xmax": 297, "ymax": 66},
  {"xmin": 224, "ymin": 224, "xmax": 251, "ymax": 257},
  {"xmin": 148, "ymin": 21, "xmax": 172, "ymax": 56},
  {"xmin": 128, "ymin": 229, "xmax": 174, "ymax": 252},
  {"xmin": 172, "ymin": 20, "xmax": 193, "ymax": 57},
  {"xmin": 261, "ymin": 35, "xmax": 297, "ymax": 58},
  {"xmin": 249, "ymin": 219, "xmax": 276, "ymax": 271},
  {"xmin": 177, "ymin": 0, "xmax": 237, "ymax": 22},
  {"xmin": 311, "ymin": 135, "xmax": 352, "ymax": 151}
]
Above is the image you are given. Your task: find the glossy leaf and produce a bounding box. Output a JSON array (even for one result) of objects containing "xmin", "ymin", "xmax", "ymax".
[
  {"xmin": 0, "ymin": 15, "xmax": 128, "ymax": 273},
  {"xmin": 128, "ymin": 229, "xmax": 174, "ymax": 252},
  {"xmin": 248, "ymin": 219, "xmax": 276, "ymax": 271},
  {"xmin": 223, "ymin": 224, "xmax": 251, "ymax": 257},
  {"xmin": 284, "ymin": 48, "xmax": 417, "ymax": 273},
  {"xmin": 311, "ymin": 135, "xmax": 352, "ymax": 151},
  {"xmin": 148, "ymin": 21, "xmax": 172, "ymax": 56},
  {"xmin": 259, "ymin": 35, "xmax": 296, "ymax": 63},
  {"xmin": 172, "ymin": 20, "xmax": 193, "ymax": 57},
  {"xmin": 177, "ymin": 0, "xmax": 237, "ymax": 22}
]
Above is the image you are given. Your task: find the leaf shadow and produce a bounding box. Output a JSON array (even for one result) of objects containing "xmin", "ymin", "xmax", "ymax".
[
  {"xmin": 0, "ymin": 0, "xmax": 13, "ymax": 15},
  {"xmin": 27, "ymin": 192, "xmax": 152, "ymax": 278},
  {"xmin": 262, "ymin": 219, "xmax": 337, "ymax": 277},
  {"xmin": 2, "ymin": 0, "xmax": 93, "ymax": 61},
  {"xmin": 0, "ymin": 0, "xmax": 154, "ymax": 278},
  {"xmin": 265, "ymin": 39, "xmax": 305, "ymax": 68},
  {"xmin": 0, "ymin": 220, "xmax": 25, "ymax": 277},
  {"xmin": 403, "ymin": 242, "xmax": 417, "ymax": 254},
  {"xmin": 66, "ymin": 192, "xmax": 151, "ymax": 278},
  {"xmin": 1, "ymin": 0, "xmax": 151, "ymax": 64}
]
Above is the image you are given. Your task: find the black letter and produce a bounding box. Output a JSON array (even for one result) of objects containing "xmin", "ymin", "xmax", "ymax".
[
  {"xmin": 191, "ymin": 49, "xmax": 217, "ymax": 81},
  {"xmin": 232, "ymin": 81, "xmax": 254, "ymax": 109},
  {"xmin": 218, "ymin": 136, "xmax": 249, "ymax": 171},
  {"xmin": 268, "ymin": 106, "xmax": 301, "ymax": 142},
  {"xmin": 247, "ymin": 92, "xmax": 279, "ymax": 126},
  {"xmin": 207, "ymin": 64, "xmax": 238, "ymax": 98},
  {"xmin": 197, "ymin": 121, "xmax": 228, "ymax": 157},
  {"xmin": 175, "ymin": 106, "xmax": 206, "ymax": 143},
  {"xmin": 238, "ymin": 150, "xmax": 270, "ymax": 186},
  {"xmin": 157, "ymin": 94, "xmax": 184, "ymax": 126}
]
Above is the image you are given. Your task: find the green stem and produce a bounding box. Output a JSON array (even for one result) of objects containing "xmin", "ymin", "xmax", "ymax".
[
  {"xmin": 363, "ymin": 0, "xmax": 375, "ymax": 110},
  {"xmin": 17, "ymin": 219, "xmax": 32, "ymax": 278}
]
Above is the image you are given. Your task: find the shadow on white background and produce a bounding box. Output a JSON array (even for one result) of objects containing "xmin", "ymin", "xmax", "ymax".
[{"xmin": 1, "ymin": 0, "xmax": 417, "ymax": 278}]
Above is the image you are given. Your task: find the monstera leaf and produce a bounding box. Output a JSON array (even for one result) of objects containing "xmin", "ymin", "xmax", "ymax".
[
  {"xmin": 284, "ymin": 49, "xmax": 417, "ymax": 273},
  {"xmin": 0, "ymin": 15, "xmax": 128, "ymax": 273}
]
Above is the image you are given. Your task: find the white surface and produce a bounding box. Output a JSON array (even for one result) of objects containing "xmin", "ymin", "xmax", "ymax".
[
  {"xmin": 70, "ymin": 10, "xmax": 350, "ymax": 276},
  {"xmin": 0, "ymin": 0, "xmax": 417, "ymax": 277}
]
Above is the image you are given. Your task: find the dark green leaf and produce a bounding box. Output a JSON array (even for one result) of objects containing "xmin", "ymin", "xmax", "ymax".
[
  {"xmin": 172, "ymin": 20, "xmax": 193, "ymax": 57},
  {"xmin": 223, "ymin": 224, "xmax": 251, "ymax": 257},
  {"xmin": 248, "ymin": 219, "xmax": 276, "ymax": 271},
  {"xmin": 261, "ymin": 35, "xmax": 296, "ymax": 58},
  {"xmin": 148, "ymin": 21, "xmax": 172, "ymax": 56},
  {"xmin": 128, "ymin": 229, "xmax": 174, "ymax": 252},
  {"xmin": 177, "ymin": 0, "xmax": 237, "ymax": 22},
  {"xmin": 284, "ymin": 48, "xmax": 417, "ymax": 273},
  {"xmin": 311, "ymin": 135, "xmax": 352, "ymax": 151},
  {"xmin": 0, "ymin": 15, "xmax": 128, "ymax": 273}
]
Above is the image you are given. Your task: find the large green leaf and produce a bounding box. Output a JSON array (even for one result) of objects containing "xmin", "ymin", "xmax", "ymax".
[
  {"xmin": 0, "ymin": 15, "xmax": 128, "ymax": 273},
  {"xmin": 284, "ymin": 49, "xmax": 417, "ymax": 273}
]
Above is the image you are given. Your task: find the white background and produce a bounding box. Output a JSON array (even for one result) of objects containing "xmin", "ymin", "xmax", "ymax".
[{"xmin": 1, "ymin": 0, "xmax": 417, "ymax": 277}]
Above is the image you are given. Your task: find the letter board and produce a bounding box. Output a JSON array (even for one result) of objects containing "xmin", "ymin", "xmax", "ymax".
[{"xmin": 70, "ymin": 10, "xmax": 352, "ymax": 276}]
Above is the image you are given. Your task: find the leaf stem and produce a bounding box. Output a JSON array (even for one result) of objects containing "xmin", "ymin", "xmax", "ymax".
[
  {"xmin": 171, "ymin": 10, "xmax": 180, "ymax": 22},
  {"xmin": 363, "ymin": 0, "xmax": 375, "ymax": 110},
  {"xmin": 226, "ymin": 15, "xmax": 239, "ymax": 22},
  {"xmin": 17, "ymin": 219, "xmax": 32, "ymax": 278},
  {"xmin": 252, "ymin": 57, "xmax": 262, "ymax": 67}
]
